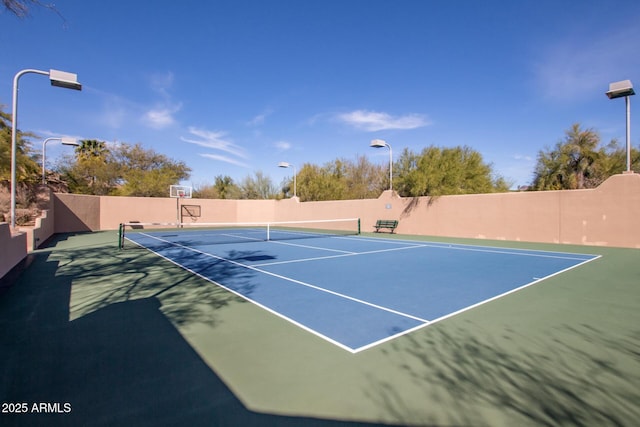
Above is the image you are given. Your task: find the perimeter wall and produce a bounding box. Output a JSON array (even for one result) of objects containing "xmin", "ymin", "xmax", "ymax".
[
  {"xmin": 2, "ymin": 173, "xmax": 639, "ymax": 280},
  {"xmin": 0, "ymin": 223, "xmax": 27, "ymax": 284},
  {"xmin": 52, "ymin": 173, "xmax": 639, "ymax": 248}
]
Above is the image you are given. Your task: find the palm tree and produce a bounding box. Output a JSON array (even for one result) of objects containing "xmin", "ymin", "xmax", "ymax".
[
  {"xmin": 75, "ymin": 139, "xmax": 108, "ymax": 160},
  {"xmin": 532, "ymin": 124, "xmax": 601, "ymax": 190},
  {"xmin": 69, "ymin": 139, "xmax": 112, "ymax": 194}
]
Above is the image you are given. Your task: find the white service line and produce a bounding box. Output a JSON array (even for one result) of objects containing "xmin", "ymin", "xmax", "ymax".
[
  {"xmin": 347, "ymin": 235, "xmax": 600, "ymax": 260},
  {"xmin": 253, "ymin": 242, "xmax": 430, "ymax": 266},
  {"xmin": 269, "ymin": 239, "xmax": 357, "ymax": 254},
  {"xmin": 129, "ymin": 231, "xmax": 601, "ymax": 353},
  {"xmin": 137, "ymin": 232, "xmax": 430, "ymax": 325}
]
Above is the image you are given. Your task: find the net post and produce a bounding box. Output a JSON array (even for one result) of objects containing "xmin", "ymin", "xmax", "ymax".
[
  {"xmin": 267, "ymin": 223, "xmax": 271, "ymax": 241},
  {"xmin": 358, "ymin": 218, "xmax": 361, "ymax": 235},
  {"xmin": 118, "ymin": 223, "xmax": 124, "ymax": 249}
]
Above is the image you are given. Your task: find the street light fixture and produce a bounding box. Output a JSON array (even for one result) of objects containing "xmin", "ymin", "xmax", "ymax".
[
  {"xmin": 11, "ymin": 68, "xmax": 82, "ymax": 229},
  {"xmin": 606, "ymin": 79, "xmax": 635, "ymax": 173},
  {"xmin": 278, "ymin": 161, "xmax": 297, "ymax": 198},
  {"xmin": 370, "ymin": 139, "xmax": 393, "ymax": 191},
  {"xmin": 42, "ymin": 137, "xmax": 79, "ymax": 184}
]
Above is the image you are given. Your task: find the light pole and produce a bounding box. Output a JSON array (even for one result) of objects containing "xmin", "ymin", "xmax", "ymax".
[
  {"xmin": 606, "ymin": 80, "xmax": 635, "ymax": 173},
  {"xmin": 278, "ymin": 161, "xmax": 297, "ymax": 198},
  {"xmin": 42, "ymin": 137, "xmax": 79, "ymax": 184},
  {"xmin": 370, "ymin": 139, "xmax": 393, "ymax": 191},
  {"xmin": 10, "ymin": 68, "xmax": 81, "ymax": 229}
]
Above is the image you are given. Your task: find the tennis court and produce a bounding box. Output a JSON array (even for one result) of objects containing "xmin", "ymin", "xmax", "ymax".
[
  {"xmin": 2, "ymin": 228, "xmax": 639, "ymax": 426},
  {"xmin": 121, "ymin": 220, "xmax": 599, "ymax": 353}
]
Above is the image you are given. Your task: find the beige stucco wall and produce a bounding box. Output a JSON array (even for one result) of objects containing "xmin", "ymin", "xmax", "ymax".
[
  {"xmin": 18, "ymin": 209, "xmax": 55, "ymax": 252},
  {"xmin": 371, "ymin": 174, "xmax": 639, "ymax": 247},
  {"xmin": 557, "ymin": 174, "xmax": 640, "ymax": 247},
  {"xmin": 52, "ymin": 173, "xmax": 640, "ymax": 249},
  {"xmin": 0, "ymin": 223, "xmax": 27, "ymax": 280},
  {"xmin": 54, "ymin": 193, "xmax": 100, "ymax": 232},
  {"xmin": 3, "ymin": 173, "xmax": 639, "ymax": 280},
  {"xmin": 100, "ymin": 195, "xmax": 175, "ymax": 229}
]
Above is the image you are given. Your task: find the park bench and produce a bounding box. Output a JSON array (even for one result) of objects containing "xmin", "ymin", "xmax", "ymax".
[{"xmin": 374, "ymin": 219, "xmax": 398, "ymax": 233}]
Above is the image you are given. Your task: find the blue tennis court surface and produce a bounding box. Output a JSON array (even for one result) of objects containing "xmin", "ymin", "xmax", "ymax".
[{"xmin": 125, "ymin": 229, "xmax": 599, "ymax": 352}]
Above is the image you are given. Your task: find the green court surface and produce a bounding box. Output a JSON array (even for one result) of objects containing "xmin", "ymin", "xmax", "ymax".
[{"xmin": 1, "ymin": 231, "xmax": 639, "ymax": 426}]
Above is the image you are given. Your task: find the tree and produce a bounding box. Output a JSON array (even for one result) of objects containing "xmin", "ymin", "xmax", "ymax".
[
  {"xmin": 291, "ymin": 156, "xmax": 386, "ymax": 202},
  {"xmin": 110, "ymin": 143, "xmax": 191, "ymax": 197},
  {"xmin": 593, "ymin": 140, "xmax": 639, "ymax": 179},
  {"xmin": 0, "ymin": 108, "xmax": 40, "ymax": 221},
  {"xmin": 394, "ymin": 145, "xmax": 509, "ymax": 197},
  {"xmin": 57, "ymin": 141, "xmax": 190, "ymax": 196},
  {"xmin": 192, "ymin": 183, "xmax": 218, "ymax": 199},
  {"xmin": 344, "ymin": 155, "xmax": 387, "ymax": 199},
  {"xmin": 2, "ymin": 0, "xmax": 62, "ymax": 18},
  {"xmin": 193, "ymin": 175, "xmax": 241, "ymax": 199},
  {"xmin": 531, "ymin": 123, "xmax": 636, "ymax": 190},
  {"xmin": 75, "ymin": 139, "xmax": 108, "ymax": 160},
  {"xmin": 58, "ymin": 139, "xmax": 115, "ymax": 195},
  {"xmin": 214, "ymin": 175, "xmax": 242, "ymax": 199},
  {"xmin": 0, "ymin": 108, "xmax": 39, "ymax": 184},
  {"xmin": 296, "ymin": 161, "xmax": 346, "ymax": 202},
  {"xmin": 239, "ymin": 171, "xmax": 278, "ymax": 199}
]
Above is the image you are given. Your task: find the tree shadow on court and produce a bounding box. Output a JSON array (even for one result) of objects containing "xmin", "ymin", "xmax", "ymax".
[
  {"xmin": 0, "ymin": 237, "xmax": 386, "ymax": 427},
  {"xmin": 36, "ymin": 235, "xmax": 275, "ymax": 329},
  {"xmin": 364, "ymin": 322, "xmax": 640, "ymax": 426}
]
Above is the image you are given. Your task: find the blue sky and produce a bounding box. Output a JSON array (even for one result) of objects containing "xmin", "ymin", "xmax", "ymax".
[{"xmin": 2, "ymin": 0, "xmax": 640, "ymax": 190}]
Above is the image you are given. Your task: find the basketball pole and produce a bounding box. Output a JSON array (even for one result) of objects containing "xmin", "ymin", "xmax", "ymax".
[
  {"xmin": 170, "ymin": 185, "xmax": 191, "ymax": 227},
  {"xmin": 176, "ymin": 196, "xmax": 182, "ymax": 227}
]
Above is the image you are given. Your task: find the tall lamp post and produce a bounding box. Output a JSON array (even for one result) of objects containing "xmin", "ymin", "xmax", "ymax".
[
  {"xmin": 606, "ymin": 80, "xmax": 635, "ymax": 173},
  {"xmin": 278, "ymin": 161, "xmax": 297, "ymax": 198},
  {"xmin": 10, "ymin": 68, "xmax": 82, "ymax": 229},
  {"xmin": 42, "ymin": 137, "xmax": 79, "ymax": 184},
  {"xmin": 370, "ymin": 139, "xmax": 393, "ymax": 191}
]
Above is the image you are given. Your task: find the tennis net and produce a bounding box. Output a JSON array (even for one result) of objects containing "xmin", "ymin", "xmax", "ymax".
[{"xmin": 118, "ymin": 218, "xmax": 361, "ymax": 249}]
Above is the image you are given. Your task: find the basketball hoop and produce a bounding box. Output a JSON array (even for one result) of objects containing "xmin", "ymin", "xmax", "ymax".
[
  {"xmin": 169, "ymin": 185, "xmax": 193, "ymax": 225},
  {"xmin": 170, "ymin": 185, "xmax": 192, "ymax": 199}
]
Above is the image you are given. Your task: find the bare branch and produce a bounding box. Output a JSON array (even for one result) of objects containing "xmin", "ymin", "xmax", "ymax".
[{"xmin": 2, "ymin": 0, "xmax": 66, "ymax": 26}]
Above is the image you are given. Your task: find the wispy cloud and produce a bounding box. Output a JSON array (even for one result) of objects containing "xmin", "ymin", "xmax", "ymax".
[
  {"xmin": 247, "ymin": 108, "xmax": 274, "ymax": 126},
  {"xmin": 102, "ymin": 106, "xmax": 127, "ymax": 129},
  {"xmin": 182, "ymin": 127, "xmax": 249, "ymax": 167},
  {"xmin": 36, "ymin": 129, "xmax": 105, "ymax": 144},
  {"xmin": 148, "ymin": 71, "xmax": 175, "ymax": 99},
  {"xmin": 200, "ymin": 153, "xmax": 250, "ymax": 168},
  {"xmin": 86, "ymin": 89, "xmax": 134, "ymax": 129},
  {"xmin": 142, "ymin": 103, "xmax": 182, "ymax": 129},
  {"xmin": 140, "ymin": 71, "xmax": 182, "ymax": 129},
  {"xmin": 274, "ymin": 140, "xmax": 291, "ymax": 151},
  {"xmin": 337, "ymin": 110, "xmax": 430, "ymax": 131},
  {"xmin": 533, "ymin": 26, "xmax": 640, "ymax": 101},
  {"xmin": 89, "ymin": 75, "xmax": 183, "ymax": 131}
]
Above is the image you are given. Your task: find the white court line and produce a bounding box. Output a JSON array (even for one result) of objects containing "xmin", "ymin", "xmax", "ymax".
[
  {"xmin": 219, "ymin": 232, "xmax": 264, "ymax": 242},
  {"xmin": 128, "ymin": 232, "xmax": 601, "ymax": 353},
  {"xmin": 346, "ymin": 235, "xmax": 600, "ymax": 260},
  {"xmin": 350, "ymin": 254, "xmax": 602, "ymax": 353},
  {"xmin": 126, "ymin": 235, "xmax": 358, "ymax": 352},
  {"xmin": 269, "ymin": 239, "xmax": 357, "ymax": 254},
  {"xmin": 254, "ymin": 243, "xmax": 429, "ymax": 267},
  {"xmin": 433, "ymin": 245, "xmax": 594, "ymax": 261},
  {"xmin": 255, "ymin": 236, "xmax": 591, "ymax": 267},
  {"xmin": 134, "ymin": 233, "xmax": 430, "ymax": 324}
]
